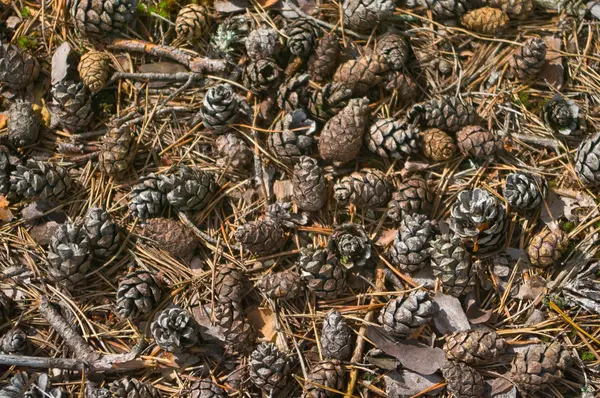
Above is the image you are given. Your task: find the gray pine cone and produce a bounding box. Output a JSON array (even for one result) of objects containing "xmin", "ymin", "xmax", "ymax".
[
  {"xmin": 303, "ymin": 360, "xmax": 346, "ymax": 398},
  {"xmin": 0, "ymin": 329, "xmax": 28, "ymax": 355},
  {"xmin": 449, "ymin": 188, "xmax": 506, "ymax": 252},
  {"xmin": 116, "ymin": 270, "xmax": 162, "ymax": 319},
  {"xmin": 85, "ymin": 386, "xmax": 111, "ymax": 398},
  {"xmin": 0, "ymin": 149, "xmax": 9, "ymax": 196},
  {"xmin": 409, "ymin": 96, "xmax": 478, "ymax": 133},
  {"xmin": 366, "ymin": 118, "xmax": 420, "ymax": 159},
  {"xmin": 328, "ymin": 223, "xmax": 372, "ymax": 269},
  {"xmin": 542, "ymin": 94, "xmax": 579, "ymax": 135},
  {"xmin": 575, "ymin": 132, "xmax": 600, "ymax": 186},
  {"xmin": 108, "ymin": 377, "xmax": 161, "ymax": 398},
  {"xmin": 334, "ymin": 169, "xmax": 392, "ymax": 208},
  {"xmin": 7, "ymin": 100, "xmax": 39, "ymax": 147},
  {"xmin": 215, "ymin": 133, "xmax": 253, "ymax": 169},
  {"xmin": 503, "ymin": 172, "xmax": 547, "ymax": 212},
  {"xmin": 49, "ymin": 81, "xmax": 93, "ymax": 133},
  {"xmin": 343, "ymin": 0, "xmax": 395, "ymax": 31},
  {"xmin": 308, "ymin": 82, "xmax": 353, "ymax": 121},
  {"xmin": 0, "ymin": 373, "xmax": 65, "ymax": 398},
  {"xmin": 243, "ymin": 58, "xmax": 282, "ymax": 94},
  {"xmin": 0, "ymin": 41, "xmax": 39, "ymax": 90},
  {"xmin": 47, "ymin": 222, "xmax": 92, "ymax": 288},
  {"xmin": 151, "ymin": 307, "xmax": 199, "ymax": 353},
  {"xmin": 277, "ymin": 74, "xmax": 310, "ymax": 112},
  {"xmin": 285, "ymin": 18, "xmax": 320, "ymax": 57},
  {"xmin": 70, "ymin": 0, "xmax": 137, "ymax": 38},
  {"xmin": 164, "ymin": 166, "xmax": 216, "ymax": 212},
  {"xmin": 389, "ymin": 213, "xmax": 435, "ymax": 273},
  {"xmin": 200, "ymin": 83, "xmax": 239, "ymax": 131},
  {"xmin": 418, "ymin": 0, "xmax": 471, "ymax": 19},
  {"xmin": 83, "ymin": 207, "xmax": 121, "ymax": 257},
  {"xmin": 375, "ymin": 33, "xmax": 410, "ymax": 71},
  {"xmin": 430, "ymin": 232, "xmax": 475, "ymax": 297},
  {"xmin": 10, "ymin": 159, "xmax": 72, "ymax": 201},
  {"xmin": 213, "ymin": 300, "xmax": 255, "ymax": 351},
  {"xmin": 246, "ymin": 28, "xmax": 281, "ymax": 60},
  {"xmin": 250, "ymin": 342, "xmax": 291, "ymax": 392},
  {"xmin": 128, "ymin": 174, "xmax": 169, "ymax": 219},
  {"xmin": 269, "ymin": 109, "xmax": 317, "ymax": 165},
  {"xmin": 321, "ymin": 310, "xmax": 352, "ymax": 360},
  {"xmin": 443, "ymin": 329, "xmax": 507, "ymax": 365},
  {"xmin": 299, "ymin": 246, "xmax": 346, "ymax": 299},
  {"xmin": 441, "ymin": 361, "xmax": 485, "ymax": 398},
  {"xmin": 387, "ymin": 175, "xmax": 433, "ymax": 221},
  {"xmin": 189, "ymin": 379, "xmax": 226, "ymax": 398},
  {"xmin": 293, "ymin": 156, "xmax": 328, "ymax": 212},
  {"xmin": 379, "ymin": 290, "xmax": 438, "ymax": 335}
]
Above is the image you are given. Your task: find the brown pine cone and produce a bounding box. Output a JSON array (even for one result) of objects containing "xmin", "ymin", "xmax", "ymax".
[
  {"xmin": 456, "ymin": 125, "xmax": 503, "ymax": 159},
  {"xmin": 234, "ymin": 218, "xmax": 285, "ymax": 254},
  {"xmin": 318, "ymin": 98, "xmax": 370, "ymax": 164},
  {"xmin": 292, "ymin": 156, "xmax": 328, "ymax": 212},
  {"xmin": 509, "ymin": 341, "xmax": 571, "ymax": 393},
  {"xmin": 383, "ymin": 71, "xmax": 418, "ymax": 100},
  {"xmin": 342, "ymin": 0, "xmax": 394, "ymax": 31},
  {"xmin": 189, "ymin": 379, "xmax": 227, "ymax": 398},
  {"xmin": 308, "ymin": 33, "xmax": 340, "ymax": 83},
  {"xmin": 246, "ymin": 28, "xmax": 281, "ymax": 60},
  {"xmin": 243, "ymin": 58, "xmax": 282, "ymax": 94},
  {"xmin": 333, "ymin": 56, "xmax": 388, "ymax": 96},
  {"xmin": 269, "ymin": 109, "xmax": 317, "ymax": 165},
  {"xmin": 510, "ymin": 37, "xmax": 547, "ymax": 81},
  {"xmin": 460, "ymin": 7, "xmax": 509, "ymax": 34},
  {"xmin": 485, "ymin": 0, "xmax": 534, "ymax": 19},
  {"xmin": 366, "ymin": 118, "xmax": 420, "ymax": 159},
  {"xmin": 321, "ymin": 310, "xmax": 352, "ymax": 360},
  {"xmin": 308, "ymin": 82, "xmax": 353, "ymax": 121},
  {"xmin": 215, "ymin": 133, "xmax": 253, "ymax": 169},
  {"xmin": 302, "ymin": 360, "xmax": 346, "ymax": 398},
  {"xmin": 213, "ymin": 300, "xmax": 255, "ymax": 351},
  {"xmin": 441, "ymin": 361, "xmax": 485, "ymax": 398},
  {"xmin": 0, "ymin": 41, "xmax": 39, "ymax": 89},
  {"xmin": 334, "ymin": 169, "xmax": 392, "ymax": 208},
  {"xmin": 78, "ymin": 51, "xmax": 110, "ymax": 93},
  {"xmin": 422, "ymin": 128, "xmax": 456, "ymax": 161},
  {"xmin": 257, "ymin": 270, "xmax": 304, "ymax": 300},
  {"xmin": 387, "ymin": 175, "xmax": 433, "ymax": 221},
  {"xmin": 277, "ymin": 74, "xmax": 310, "ymax": 112},
  {"xmin": 409, "ymin": 96, "xmax": 479, "ymax": 133},
  {"xmin": 99, "ymin": 124, "xmax": 136, "ymax": 176},
  {"xmin": 285, "ymin": 18, "xmax": 320, "ymax": 57},
  {"xmin": 527, "ymin": 228, "xmax": 568, "ymax": 267},
  {"xmin": 375, "ymin": 33, "xmax": 410, "ymax": 71},
  {"xmin": 299, "ymin": 246, "xmax": 347, "ymax": 299},
  {"xmin": 140, "ymin": 218, "xmax": 198, "ymax": 259},
  {"xmin": 214, "ymin": 264, "xmax": 246, "ymax": 303},
  {"xmin": 443, "ymin": 329, "xmax": 507, "ymax": 365},
  {"xmin": 175, "ymin": 4, "xmax": 211, "ymax": 40}
]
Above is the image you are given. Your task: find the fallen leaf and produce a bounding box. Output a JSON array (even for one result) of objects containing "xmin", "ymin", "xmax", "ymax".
[
  {"xmin": 432, "ymin": 292, "xmax": 471, "ymax": 334},
  {"xmin": 515, "ymin": 275, "xmax": 546, "ymax": 300},
  {"xmin": 51, "ymin": 42, "xmax": 72, "ymax": 85},
  {"xmin": 488, "ymin": 378, "xmax": 515, "ymax": 397},
  {"xmin": 365, "ymin": 349, "xmax": 401, "ymax": 370},
  {"xmin": 539, "ymin": 36, "xmax": 563, "ymax": 89},
  {"xmin": 273, "ymin": 180, "xmax": 294, "ymax": 202},
  {"xmin": 257, "ymin": 0, "xmax": 280, "ymax": 8},
  {"xmin": 214, "ymin": 0, "xmax": 250, "ymax": 13},
  {"xmin": 366, "ymin": 326, "xmax": 446, "ymax": 375},
  {"xmin": 0, "ymin": 114, "xmax": 7, "ymax": 129},
  {"xmin": 191, "ymin": 305, "xmax": 227, "ymax": 342},
  {"xmin": 588, "ymin": 1, "xmax": 600, "ymax": 19},
  {"xmin": 411, "ymin": 266, "xmax": 436, "ymax": 289},
  {"xmin": 403, "ymin": 159, "xmax": 429, "ymax": 172},
  {"xmin": 540, "ymin": 190, "xmax": 564, "ymax": 226},
  {"xmin": 465, "ymin": 292, "xmax": 495, "ymax": 325},
  {"xmin": 0, "ymin": 196, "xmax": 13, "ymax": 222},
  {"xmin": 21, "ymin": 200, "xmax": 55, "ymax": 221},
  {"xmin": 247, "ymin": 307, "xmax": 277, "ymax": 340},
  {"xmin": 29, "ymin": 221, "xmax": 60, "ymax": 246},
  {"xmin": 6, "ymin": 16, "xmax": 22, "ymax": 29},
  {"xmin": 384, "ymin": 370, "xmax": 443, "ymax": 398},
  {"xmin": 376, "ymin": 229, "xmax": 397, "ymax": 247}
]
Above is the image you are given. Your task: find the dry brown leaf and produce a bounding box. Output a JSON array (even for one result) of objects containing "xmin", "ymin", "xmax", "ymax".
[
  {"xmin": 247, "ymin": 307, "xmax": 277, "ymax": 340},
  {"xmin": 384, "ymin": 370, "xmax": 443, "ymax": 397},
  {"xmin": 0, "ymin": 196, "xmax": 13, "ymax": 223},
  {"xmin": 432, "ymin": 292, "xmax": 471, "ymax": 334},
  {"xmin": 214, "ymin": 0, "xmax": 250, "ymax": 13},
  {"xmin": 539, "ymin": 36, "xmax": 563, "ymax": 89},
  {"xmin": 376, "ymin": 229, "xmax": 397, "ymax": 247},
  {"xmin": 273, "ymin": 180, "xmax": 294, "ymax": 202},
  {"xmin": 257, "ymin": 0, "xmax": 281, "ymax": 7}
]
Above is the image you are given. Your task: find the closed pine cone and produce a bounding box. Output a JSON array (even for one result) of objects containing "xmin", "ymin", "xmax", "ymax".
[
  {"xmin": 299, "ymin": 246, "xmax": 347, "ymax": 299},
  {"xmin": 430, "ymin": 231, "xmax": 475, "ymax": 297},
  {"xmin": 510, "ymin": 37, "xmax": 547, "ymax": 81},
  {"xmin": 527, "ymin": 227, "xmax": 568, "ymax": 267},
  {"xmin": 456, "ymin": 125, "xmax": 503, "ymax": 159},
  {"xmin": 308, "ymin": 33, "xmax": 340, "ymax": 82},
  {"xmin": 116, "ymin": 270, "xmax": 162, "ymax": 319},
  {"xmin": 387, "ymin": 175, "xmax": 433, "ymax": 221},
  {"xmin": 215, "ymin": 133, "xmax": 253, "ymax": 169},
  {"xmin": 109, "ymin": 377, "xmax": 161, "ymax": 398},
  {"xmin": 214, "ymin": 264, "xmax": 246, "ymax": 303},
  {"xmin": 334, "ymin": 169, "xmax": 392, "ymax": 208},
  {"xmin": 366, "ymin": 118, "xmax": 421, "ymax": 159},
  {"xmin": 342, "ymin": 0, "xmax": 394, "ymax": 31},
  {"xmin": 213, "ymin": 300, "xmax": 255, "ymax": 351},
  {"xmin": 375, "ymin": 33, "xmax": 410, "ymax": 71},
  {"xmin": 7, "ymin": 99, "xmax": 40, "ymax": 148},
  {"xmin": 140, "ymin": 218, "xmax": 198, "ymax": 259},
  {"xmin": 422, "ymin": 128, "xmax": 456, "ymax": 161},
  {"xmin": 257, "ymin": 270, "xmax": 304, "ymax": 300},
  {"xmin": 175, "ymin": 4, "xmax": 211, "ymax": 40},
  {"xmin": 78, "ymin": 51, "xmax": 110, "ymax": 93},
  {"xmin": 460, "ymin": 7, "xmax": 509, "ymax": 34},
  {"xmin": 99, "ymin": 124, "xmax": 136, "ymax": 176},
  {"xmin": 321, "ymin": 310, "xmax": 352, "ymax": 360},
  {"xmin": 0, "ymin": 41, "xmax": 39, "ymax": 89},
  {"xmin": 379, "ymin": 290, "xmax": 438, "ymax": 335},
  {"xmin": 250, "ymin": 342, "xmax": 291, "ymax": 392},
  {"xmin": 509, "ymin": 341, "xmax": 571, "ymax": 393},
  {"xmin": 444, "ymin": 329, "xmax": 507, "ymax": 365},
  {"xmin": 334, "ymin": 56, "xmax": 388, "ymax": 96},
  {"xmin": 389, "ymin": 213, "xmax": 435, "ymax": 273},
  {"xmin": 303, "ymin": 360, "xmax": 346, "ymax": 398},
  {"xmin": 234, "ymin": 217, "xmax": 285, "ymax": 254},
  {"xmin": 309, "ymin": 82, "xmax": 353, "ymax": 121},
  {"xmin": 485, "ymin": 0, "xmax": 534, "ymax": 19},
  {"xmin": 189, "ymin": 379, "xmax": 226, "ymax": 398},
  {"xmin": 441, "ymin": 361, "xmax": 485, "ymax": 398},
  {"xmin": 292, "ymin": 156, "xmax": 328, "ymax": 212},
  {"xmin": 409, "ymin": 96, "xmax": 478, "ymax": 133}
]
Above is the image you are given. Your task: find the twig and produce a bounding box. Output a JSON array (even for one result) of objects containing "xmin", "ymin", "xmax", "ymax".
[
  {"xmin": 109, "ymin": 39, "xmax": 228, "ymax": 74},
  {"xmin": 161, "ymin": 73, "xmax": 201, "ymax": 106},
  {"xmin": 0, "ymin": 354, "xmax": 87, "ymax": 371},
  {"xmin": 109, "ymin": 72, "xmax": 203, "ymax": 86},
  {"xmin": 509, "ymin": 133, "xmax": 562, "ymax": 153},
  {"xmin": 179, "ymin": 211, "xmax": 241, "ymax": 251}
]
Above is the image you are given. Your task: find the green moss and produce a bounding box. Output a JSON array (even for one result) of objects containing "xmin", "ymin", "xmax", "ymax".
[
  {"xmin": 20, "ymin": 7, "xmax": 32, "ymax": 18},
  {"xmin": 560, "ymin": 221, "xmax": 575, "ymax": 233},
  {"xmin": 581, "ymin": 351, "xmax": 596, "ymax": 361},
  {"xmin": 136, "ymin": 3, "xmax": 148, "ymax": 14},
  {"xmin": 542, "ymin": 294, "xmax": 566, "ymax": 310},
  {"xmin": 16, "ymin": 36, "xmax": 38, "ymax": 50}
]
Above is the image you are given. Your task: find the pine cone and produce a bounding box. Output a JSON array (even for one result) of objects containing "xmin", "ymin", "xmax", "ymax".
[
  {"xmin": 303, "ymin": 360, "xmax": 346, "ymax": 398},
  {"xmin": 444, "ymin": 329, "xmax": 506, "ymax": 365},
  {"xmin": 409, "ymin": 96, "xmax": 478, "ymax": 133},
  {"xmin": 49, "ymin": 81, "xmax": 93, "ymax": 133},
  {"xmin": 292, "ymin": 156, "xmax": 328, "ymax": 212},
  {"xmin": 308, "ymin": 82, "xmax": 353, "ymax": 121},
  {"xmin": 449, "ymin": 188, "xmax": 507, "ymax": 252},
  {"xmin": 47, "ymin": 222, "xmax": 92, "ymax": 288},
  {"xmin": 383, "ymin": 71, "xmax": 418, "ymax": 99},
  {"xmin": 430, "ymin": 232, "xmax": 475, "ymax": 297},
  {"xmin": 541, "ymin": 94, "xmax": 579, "ymax": 135},
  {"xmin": 250, "ymin": 342, "xmax": 291, "ymax": 392},
  {"xmin": 389, "ymin": 213, "xmax": 435, "ymax": 273},
  {"xmin": 0, "ymin": 149, "xmax": 10, "ymax": 196},
  {"xmin": 321, "ymin": 310, "xmax": 352, "ymax": 360},
  {"xmin": 0, "ymin": 329, "xmax": 28, "ymax": 355},
  {"xmin": 441, "ymin": 361, "xmax": 485, "ymax": 398},
  {"xmin": 422, "ymin": 128, "xmax": 456, "ymax": 162},
  {"xmin": 128, "ymin": 174, "xmax": 168, "ymax": 219},
  {"xmin": 83, "ymin": 207, "xmax": 121, "ymax": 257},
  {"xmin": 86, "ymin": 386, "xmax": 111, "ymax": 398},
  {"xmin": 214, "ymin": 264, "xmax": 246, "ymax": 303},
  {"xmin": 243, "ymin": 58, "xmax": 282, "ymax": 94},
  {"xmin": 70, "ymin": 0, "xmax": 137, "ymax": 38},
  {"xmin": 485, "ymin": 0, "xmax": 533, "ymax": 19},
  {"xmin": 460, "ymin": 7, "xmax": 509, "ymax": 34},
  {"xmin": 575, "ymin": 132, "xmax": 600, "ymax": 186},
  {"xmin": 235, "ymin": 218, "xmax": 285, "ymax": 254},
  {"xmin": 99, "ymin": 124, "xmax": 136, "ymax": 176},
  {"xmin": 503, "ymin": 172, "xmax": 547, "ymax": 212},
  {"xmin": 257, "ymin": 270, "xmax": 304, "ymax": 300},
  {"xmin": 164, "ymin": 166, "xmax": 216, "ymax": 212},
  {"xmin": 189, "ymin": 379, "xmax": 226, "ymax": 398},
  {"xmin": 299, "ymin": 246, "xmax": 347, "ymax": 299},
  {"xmin": 175, "ymin": 4, "xmax": 210, "ymax": 40},
  {"xmin": 0, "ymin": 373, "xmax": 65, "ymax": 398},
  {"xmin": 109, "ymin": 378, "xmax": 161, "ymax": 398},
  {"xmin": 215, "ymin": 133, "xmax": 253, "ymax": 169},
  {"xmin": 366, "ymin": 118, "xmax": 420, "ymax": 159},
  {"xmin": 277, "ymin": 74, "xmax": 310, "ymax": 112},
  {"xmin": 456, "ymin": 125, "xmax": 503, "ymax": 159},
  {"xmin": 285, "ymin": 18, "xmax": 320, "ymax": 57},
  {"xmin": 308, "ymin": 33, "xmax": 340, "ymax": 83},
  {"xmin": 10, "ymin": 160, "xmax": 71, "ymax": 200},
  {"xmin": 151, "ymin": 307, "xmax": 199, "ymax": 353},
  {"xmin": 200, "ymin": 83, "xmax": 239, "ymax": 131},
  {"xmin": 342, "ymin": 0, "xmax": 394, "ymax": 31},
  {"xmin": 0, "ymin": 41, "xmax": 39, "ymax": 89},
  {"xmin": 0, "ymin": 292, "xmax": 15, "ymax": 326},
  {"xmin": 140, "ymin": 218, "xmax": 198, "ymax": 259},
  {"xmin": 333, "ymin": 56, "xmax": 388, "ymax": 96},
  {"xmin": 387, "ymin": 175, "xmax": 433, "ymax": 222},
  {"xmin": 7, "ymin": 99, "xmax": 40, "ymax": 147},
  {"xmin": 375, "ymin": 33, "xmax": 410, "ymax": 70},
  {"xmin": 328, "ymin": 223, "xmax": 371, "ymax": 269},
  {"xmin": 116, "ymin": 270, "xmax": 162, "ymax": 319},
  {"xmin": 334, "ymin": 169, "xmax": 392, "ymax": 208},
  {"xmin": 318, "ymin": 98, "xmax": 370, "ymax": 164},
  {"xmin": 78, "ymin": 51, "xmax": 110, "ymax": 93},
  {"xmin": 509, "ymin": 342, "xmax": 571, "ymax": 393},
  {"xmin": 269, "ymin": 109, "xmax": 317, "ymax": 165},
  {"xmin": 418, "ymin": 0, "xmax": 471, "ymax": 18},
  {"xmin": 213, "ymin": 300, "xmax": 255, "ymax": 351},
  {"xmin": 245, "ymin": 28, "xmax": 281, "ymax": 60},
  {"xmin": 379, "ymin": 290, "xmax": 437, "ymax": 335},
  {"xmin": 527, "ymin": 227, "xmax": 567, "ymax": 268},
  {"xmin": 510, "ymin": 37, "xmax": 547, "ymax": 81}
]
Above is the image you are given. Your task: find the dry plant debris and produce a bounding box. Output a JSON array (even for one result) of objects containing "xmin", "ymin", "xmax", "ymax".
[{"xmin": 2, "ymin": 0, "xmax": 600, "ymax": 396}]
